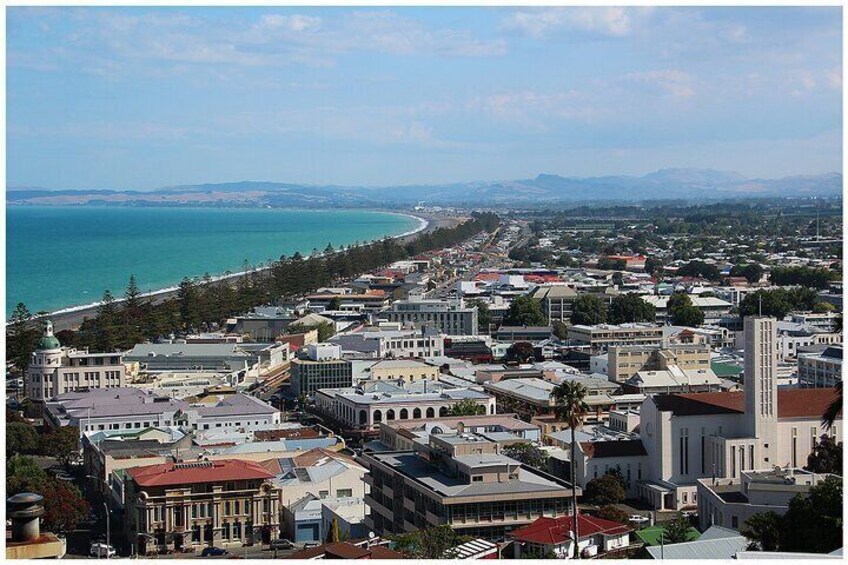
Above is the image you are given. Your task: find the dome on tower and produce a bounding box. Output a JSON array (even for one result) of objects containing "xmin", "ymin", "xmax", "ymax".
[{"xmin": 36, "ymin": 321, "xmax": 61, "ymax": 351}]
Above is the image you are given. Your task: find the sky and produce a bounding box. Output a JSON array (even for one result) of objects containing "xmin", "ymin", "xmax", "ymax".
[{"xmin": 6, "ymin": 6, "xmax": 843, "ymax": 190}]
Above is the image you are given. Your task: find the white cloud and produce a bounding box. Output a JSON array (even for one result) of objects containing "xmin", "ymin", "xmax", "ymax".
[
  {"xmin": 501, "ymin": 7, "xmax": 651, "ymax": 38},
  {"xmin": 625, "ymin": 70, "xmax": 696, "ymax": 98}
]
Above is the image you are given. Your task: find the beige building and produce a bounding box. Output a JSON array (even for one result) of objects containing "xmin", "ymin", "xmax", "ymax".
[
  {"xmin": 697, "ymin": 469, "xmax": 835, "ymax": 531},
  {"xmin": 637, "ymin": 317, "xmax": 842, "ymax": 511},
  {"xmin": 26, "ymin": 321, "xmax": 126, "ymax": 402},
  {"xmin": 125, "ymin": 459, "xmax": 281, "ymax": 554},
  {"xmin": 360, "ymin": 431, "xmax": 576, "ymax": 540},
  {"xmin": 367, "ymin": 359, "xmax": 440, "ymax": 382},
  {"xmin": 567, "ymin": 323, "xmax": 664, "ymax": 352},
  {"xmin": 608, "ymin": 343, "xmax": 711, "ymax": 383},
  {"xmin": 530, "ymin": 284, "xmax": 578, "ymax": 323}
]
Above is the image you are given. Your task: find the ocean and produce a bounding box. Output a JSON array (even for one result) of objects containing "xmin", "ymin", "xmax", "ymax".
[{"xmin": 6, "ymin": 206, "xmax": 422, "ymax": 316}]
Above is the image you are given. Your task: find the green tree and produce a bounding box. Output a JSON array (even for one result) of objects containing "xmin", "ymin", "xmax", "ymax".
[
  {"xmin": 502, "ymin": 443, "xmax": 549, "ymax": 470},
  {"xmin": 120, "ymin": 275, "xmax": 146, "ymax": 348},
  {"xmin": 743, "ymin": 511, "xmax": 782, "ymax": 551},
  {"xmin": 779, "ymin": 475, "xmax": 842, "ymax": 553},
  {"xmin": 7, "ymin": 422, "xmax": 40, "ymax": 456},
  {"xmin": 7, "ymin": 455, "xmax": 89, "ymax": 534},
  {"xmin": 467, "ymin": 299, "xmax": 492, "ymax": 333},
  {"xmin": 805, "ymin": 435, "xmax": 842, "ymax": 474},
  {"xmin": 608, "ymin": 293, "xmax": 656, "ymax": 324},
  {"xmin": 40, "ymin": 426, "xmax": 80, "ymax": 468},
  {"xmin": 584, "ymin": 472, "xmax": 626, "ymax": 506},
  {"xmin": 570, "ymin": 294, "xmax": 608, "ymax": 326},
  {"xmin": 177, "ymin": 277, "xmax": 202, "ymax": 331},
  {"xmin": 448, "ymin": 399, "xmax": 486, "ymax": 417},
  {"xmin": 503, "ymin": 295, "xmax": 547, "ymax": 327},
  {"xmin": 597, "ymin": 257, "xmax": 627, "ymax": 270},
  {"xmin": 505, "ymin": 341, "xmax": 536, "ymax": 363},
  {"xmin": 8, "ymin": 303, "xmax": 39, "ymax": 373},
  {"xmin": 327, "ymin": 296, "xmax": 343, "ymax": 311},
  {"xmin": 813, "ymin": 301, "xmax": 837, "ymax": 313},
  {"xmin": 551, "ymin": 380, "xmax": 589, "ymax": 559},
  {"xmin": 662, "ymin": 512, "xmax": 692, "ymax": 544},
  {"xmin": 390, "ymin": 524, "xmax": 473, "ymax": 558},
  {"xmin": 677, "ymin": 260, "xmax": 721, "ymax": 281},
  {"xmin": 94, "ymin": 290, "xmax": 120, "ymax": 352},
  {"xmin": 552, "ymin": 320, "xmax": 569, "ymax": 340},
  {"xmin": 595, "ymin": 505, "xmax": 630, "ymax": 525},
  {"xmin": 668, "ymin": 293, "xmax": 705, "ymax": 327},
  {"xmin": 730, "ymin": 264, "xmax": 764, "ymax": 284},
  {"xmin": 644, "ymin": 257, "xmax": 662, "ymax": 276}
]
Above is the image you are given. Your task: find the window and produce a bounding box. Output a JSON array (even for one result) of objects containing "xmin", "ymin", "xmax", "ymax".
[
  {"xmin": 731, "ymin": 516, "xmax": 738, "ymax": 529},
  {"xmin": 224, "ymin": 501, "xmax": 231, "ymax": 516},
  {"xmin": 319, "ymin": 490, "xmax": 329, "ymax": 499},
  {"xmin": 234, "ymin": 501, "xmax": 240, "ymax": 515},
  {"xmin": 472, "ymin": 476, "xmax": 483, "ymax": 482},
  {"xmin": 336, "ymin": 489, "xmax": 353, "ymax": 498}
]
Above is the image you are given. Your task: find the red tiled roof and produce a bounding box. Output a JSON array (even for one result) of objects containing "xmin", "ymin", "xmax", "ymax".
[
  {"xmin": 128, "ymin": 459, "xmax": 273, "ymax": 487},
  {"xmin": 654, "ymin": 388, "xmax": 839, "ymax": 419},
  {"xmin": 510, "ymin": 515, "xmax": 632, "ymax": 545}
]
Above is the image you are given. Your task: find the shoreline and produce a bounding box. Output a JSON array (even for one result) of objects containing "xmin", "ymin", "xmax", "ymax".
[{"xmin": 36, "ymin": 210, "xmax": 458, "ymax": 331}]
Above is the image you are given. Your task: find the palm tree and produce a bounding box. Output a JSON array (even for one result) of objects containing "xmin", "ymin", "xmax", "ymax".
[
  {"xmin": 551, "ymin": 380, "xmax": 590, "ymax": 559},
  {"xmin": 822, "ymin": 381, "xmax": 842, "ymax": 431}
]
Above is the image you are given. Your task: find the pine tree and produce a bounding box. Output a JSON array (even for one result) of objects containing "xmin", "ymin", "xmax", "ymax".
[{"xmin": 8, "ymin": 303, "xmax": 38, "ymax": 373}]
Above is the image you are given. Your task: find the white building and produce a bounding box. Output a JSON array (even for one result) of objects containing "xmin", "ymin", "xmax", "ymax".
[
  {"xmin": 329, "ymin": 325, "xmax": 444, "ymax": 358},
  {"xmin": 798, "ymin": 345, "xmax": 843, "ymax": 388},
  {"xmin": 697, "ymin": 468, "xmax": 835, "ymax": 531},
  {"xmin": 314, "ymin": 382, "xmax": 496, "ymax": 433},
  {"xmin": 637, "ymin": 317, "xmax": 841, "ymax": 511},
  {"xmin": 26, "ymin": 321, "xmax": 126, "ymax": 402}
]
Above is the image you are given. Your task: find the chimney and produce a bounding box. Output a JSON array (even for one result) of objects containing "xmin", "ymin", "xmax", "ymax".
[{"xmin": 8, "ymin": 493, "xmax": 45, "ymax": 542}]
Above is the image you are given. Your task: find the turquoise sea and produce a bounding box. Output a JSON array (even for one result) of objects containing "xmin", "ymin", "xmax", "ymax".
[{"xmin": 6, "ymin": 206, "xmax": 421, "ymax": 316}]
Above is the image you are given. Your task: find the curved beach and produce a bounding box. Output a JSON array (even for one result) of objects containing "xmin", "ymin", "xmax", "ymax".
[{"xmin": 43, "ymin": 211, "xmax": 452, "ymax": 332}]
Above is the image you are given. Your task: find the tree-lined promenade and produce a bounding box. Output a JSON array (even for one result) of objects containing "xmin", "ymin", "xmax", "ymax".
[{"xmin": 8, "ymin": 213, "xmax": 500, "ymax": 367}]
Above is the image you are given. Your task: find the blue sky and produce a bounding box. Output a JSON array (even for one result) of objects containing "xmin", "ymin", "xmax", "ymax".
[{"xmin": 6, "ymin": 6, "xmax": 843, "ymax": 190}]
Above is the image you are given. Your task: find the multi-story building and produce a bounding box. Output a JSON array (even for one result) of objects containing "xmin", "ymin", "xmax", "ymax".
[
  {"xmin": 124, "ymin": 341, "xmax": 290, "ymax": 376},
  {"xmin": 330, "ymin": 325, "xmax": 444, "ymax": 358},
  {"xmin": 290, "ymin": 344, "xmax": 352, "ymax": 397},
  {"xmin": 314, "ymin": 382, "xmax": 496, "ymax": 435},
  {"xmin": 365, "ymin": 359, "xmax": 440, "ymax": 383},
  {"xmin": 790, "ymin": 311, "xmax": 842, "ymax": 333},
  {"xmin": 375, "ymin": 413, "xmax": 542, "ymax": 451},
  {"xmin": 359, "ymin": 432, "xmax": 576, "ymax": 540},
  {"xmin": 379, "ymin": 299, "xmax": 478, "ymax": 336},
  {"xmin": 567, "ymin": 324, "xmax": 664, "ymax": 352},
  {"xmin": 26, "ymin": 321, "xmax": 126, "ymax": 402},
  {"xmin": 125, "ymin": 459, "xmax": 281, "ymax": 553},
  {"xmin": 45, "ymin": 388, "xmax": 281, "ymax": 434},
  {"xmin": 636, "ymin": 317, "xmax": 841, "ymax": 511},
  {"xmin": 642, "ymin": 295, "xmax": 733, "ymax": 325},
  {"xmin": 696, "ymin": 468, "xmax": 835, "ymax": 532},
  {"xmin": 529, "ymin": 284, "xmax": 578, "ymax": 323},
  {"xmin": 493, "ymin": 326, "xmax": 553, "ymax": 343},
  {"xmin": 607, "ymin": 343, "xmax": 711, "ymax": 383},
  {"xmin": 798, "ymin": 345, "xmax": 843, "ymax": 388}
]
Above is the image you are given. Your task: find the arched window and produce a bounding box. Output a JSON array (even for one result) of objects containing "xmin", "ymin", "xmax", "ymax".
[
  {"xmin": 439, "ymin": 406, "xmax": 448, "ymax": 417},
  {"xmin": 426, "ymin": 407, "xmax": 435, "ymax": 418},
  {"xmin": 413, "ymin": 408, "xmax": 422, "ymax": 419},
  {"xmin": 359, "ymin": 410, "xmax": 367, "ymax": 426},
  {"xmin": 374, "ymin": 410, "xmax": 382, "ymax": 423},
  {"xmin": 387, "ymin": 409, "xmax": 396, "ymax": 421},
  {"xmin": 400, "ymin": 408, "xmax": 409, "ymax": 420}
]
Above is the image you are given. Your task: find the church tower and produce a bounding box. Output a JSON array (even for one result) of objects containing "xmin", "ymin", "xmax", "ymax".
[{"xmin": 743, "ymin": 316, "xmax": 778, "ymax": 467}]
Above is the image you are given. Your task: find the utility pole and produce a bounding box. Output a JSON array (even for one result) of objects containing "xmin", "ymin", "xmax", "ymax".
[{"xmin": 104, "ymin": 501, "xmax": 111, "ymax": 559}]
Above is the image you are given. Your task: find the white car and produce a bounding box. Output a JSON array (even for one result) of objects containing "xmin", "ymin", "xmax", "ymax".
[
  {"xmin": 629, "ymin": 514, "xmax": 650, "ymax": 524},
  {"xmin": 90, "ymin": 543, "xmax": 116, "ymax": 558}
]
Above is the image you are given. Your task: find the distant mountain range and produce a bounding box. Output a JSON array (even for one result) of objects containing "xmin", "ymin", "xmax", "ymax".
[{"xmin": 8, "ymin": 169, "xmax": 842, "ymax": 207}]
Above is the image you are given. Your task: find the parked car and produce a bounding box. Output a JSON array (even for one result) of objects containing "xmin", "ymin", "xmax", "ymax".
[
  {"xmin": 201, "ymin": 547, "xmax": 228, "ymax": 557},
  {"xmin": 629, "ymin": 514, "xmax": 650, "ymax": 524},
  {"xmin": 270, "ymin": 539, "xmax": 295, "ymax": 550},
  {"xmin": 90, "ymin": 543, "xmax": 116, "ymax": 558}
]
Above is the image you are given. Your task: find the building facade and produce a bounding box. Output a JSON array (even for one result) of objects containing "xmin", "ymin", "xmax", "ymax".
[
  {"xmin": 380, "ymin": 299, "xmax": 478, "ymax": 336},
  {"xmin": 125, "ymin": 459, "xmax": 281, "ymax": 554},
  {"xmin": 26, "ymin": 321, "xmax": 126, "ymax": 402}
]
